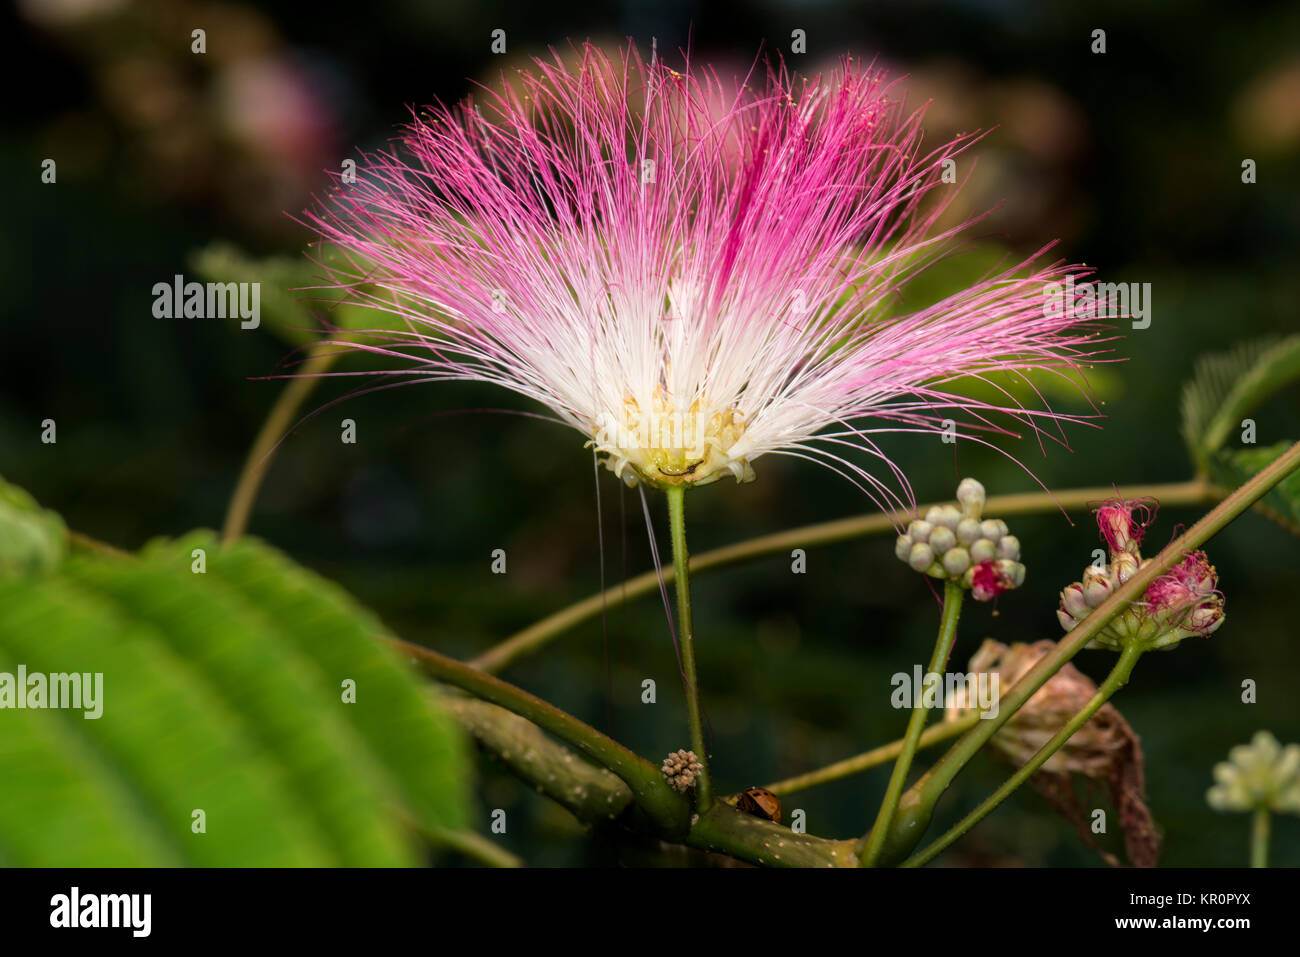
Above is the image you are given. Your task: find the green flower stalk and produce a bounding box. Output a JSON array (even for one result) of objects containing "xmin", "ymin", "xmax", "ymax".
[{"xmin": 866, "ymin": 477, "xmax": 1027, "ymax": 865}]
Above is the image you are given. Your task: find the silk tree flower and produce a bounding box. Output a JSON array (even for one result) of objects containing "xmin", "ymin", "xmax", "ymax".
[
  {"xmin": 1057, "ymin": 497, "xmax": 1226, "ymax": 651},
  {"xmin": 305, "ymin": 43, "xmax": 1108, "ymax": 500}
]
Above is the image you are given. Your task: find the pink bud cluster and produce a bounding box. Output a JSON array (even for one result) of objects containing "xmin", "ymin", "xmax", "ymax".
[{"xmin": 1057, "ymin": 497, "xmax": 1225, "ymax": 652}]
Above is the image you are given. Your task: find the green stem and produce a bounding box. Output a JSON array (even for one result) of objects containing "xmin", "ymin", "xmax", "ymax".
[
  {"xmin": 443, "ymin": 695, "xmax": 634, "ymax": 822},
  {"xmin": 884, "ymin": 439, "xmax": 1300, "ymax": 863},
  {"xmin": 445, "ymin": 681, "xmax": 856, "ymax": 867},
  {"xmin": 860, "ymin": 579, "xmax": 965, "ymax": 865},
  {"xmin": 686, "ymin": 803, "xmax": 860, "ymax": 868},
  {"xmin": 222, "ymin": 344, "xmax": 337, "ymax": 544},
  {"xmin": 426, "ymin": 825, "xmax": 524, "ymax": 868},
  {"xmin": 469, "ymin": 480, "xmax": 1217, "ymax": 674},
  {"xmin": 1251, "ymin": 806, "xmax": 1270, "ymax": 868},
  {"xmin": 666, "ymin": 485, "xmax": 712, "ymax": 810},
  {"xmin": 390, "ymin": 637, "xmax": 690, "ymax": 836},
  {"xmin": 763, "ymin": 712, "xmax": 979, "ymax": 797},
  {"xmin": 902, "ymin": 643, "xmax": 1144, "ymax": 868}
]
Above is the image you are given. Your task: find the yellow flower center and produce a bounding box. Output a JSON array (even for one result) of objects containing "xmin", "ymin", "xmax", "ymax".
[{"xmin": 591, "ymin": 385, "xmax": 755, "ymax": 487}]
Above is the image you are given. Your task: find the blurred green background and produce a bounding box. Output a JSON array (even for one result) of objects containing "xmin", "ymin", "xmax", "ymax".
[{"xmin": 3, "ymin": 0, "xmax": 1298, "ymax": 866}]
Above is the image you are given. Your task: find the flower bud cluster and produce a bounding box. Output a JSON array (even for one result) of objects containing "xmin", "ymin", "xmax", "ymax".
[
  {"xmin": 1057, "ymin": 497, "xmax": 1225, "ymax": 652},
  {"xmin": 1206, "ymin": 731, "xmax": 1300, "ymax": 815},
  {"xmin": 894, "ymin": 478, "xmax": 1025, "ymax": 601},
  {"xmin": 661, "ymin": 749, "xmax": 704, "ymax": 793}
]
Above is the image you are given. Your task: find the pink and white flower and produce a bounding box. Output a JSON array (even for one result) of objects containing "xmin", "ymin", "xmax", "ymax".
[{"xmin": 305, "ymin": 42, "xmax": 1108, "ymax": 502}]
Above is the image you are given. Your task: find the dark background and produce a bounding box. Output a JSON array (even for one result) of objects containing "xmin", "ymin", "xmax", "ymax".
[{"xmin": 4, "ymin": 0, "xmax": 1298, "ymax": 866}]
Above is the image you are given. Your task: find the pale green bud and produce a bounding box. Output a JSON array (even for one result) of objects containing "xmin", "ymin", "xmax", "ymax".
[
  {"xmin": 956, "ymin": 517, "xmax": 981, "ymax": 545},
  {"xmin": 942, "ymin": 548, "xmax": 970, "ymax": 576},
  {"xmin": 926, "ymin": 504, "xmax": 961, "ymax": 529},
  {"xmin": 929, "ymin": 526, "xmax": 956, "ymax": 554},
  {"xmin": 956, "ymin": 477, "xmax": 986, "ymax": 518},
  {"xmin": 908, "ymin": 542, "xmax": 935, "ymax": 572}
]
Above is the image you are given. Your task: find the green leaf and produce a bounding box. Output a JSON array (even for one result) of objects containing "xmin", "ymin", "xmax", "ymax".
[
  {"xmin": 0, "ymin": 475, "xmax": 66, "ymax": 576},
  {"xmin": 1209, "ymin": 442, "xmax": 1300, "ymax": 535},
  {"xmin": 0, "ymin": 576, "xmax": 337, "ymax": 865},
  {"xmin": 0, "ymin": 523, "xmax": 473, "ymax": 865},
  {"xmin": 1180, "ymin": 335, "xmax": 1300, "ymax": 471},
  {"xmin": 0, "ymin": 644, "xmax": 177, "ymax": 867},
  {"xmin": 143, "ymin": 532, "xmax": 473, "ymax": 837}
]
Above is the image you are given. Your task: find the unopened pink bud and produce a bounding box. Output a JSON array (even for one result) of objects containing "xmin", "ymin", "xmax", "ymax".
[
  {"xmin": 1082, "ymin": 567, "xmax": 1112, "ymax": 606},
  {"xmin": 1062, "ymin": 584, "xmax": 1089, "ymax": 619},
  {"xmin": 1093, "ymin": 496, "xmax": 1158, "ymax": 556}
]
